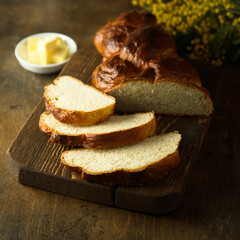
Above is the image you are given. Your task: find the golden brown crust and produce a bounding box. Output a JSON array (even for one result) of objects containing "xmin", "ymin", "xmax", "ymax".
[
  {"xmin": 94, "ymin": 10, "xmax": 157, "ymax": 59},
  {"xmin": 38, "ymin": 114, "xmax": 53, "ymax": 135},
  {"xmin": 94, "ymin": 21, "xmax": 112, "ymax": 55},
  {"xmin": 44, "ymin": 76, "xmax": 116, "ymax": 125},
  {"xmin": 119, "ymin": 25, "xmax": 177, "ymax": 68},
  {"xmin": 92, "ymin": 55, "xmax": 141, "ymax": 92},
  {"xmin": 92, "ymin": 55, "xmax": 204, "ymax": 94},
  {"xmin": 39, "ymin": 111, "xmax": 157, "ymax": 148},
  {"xmin": 95, "ymin": 25, "xmax": 135, "ymax": 59},
  {"xmin": 62, "ymin": 150, "xmax": 179, "ymax": 186},
  {"xmin": 147, "ymin": 56, "xmax": 202, "ymax": 86}
]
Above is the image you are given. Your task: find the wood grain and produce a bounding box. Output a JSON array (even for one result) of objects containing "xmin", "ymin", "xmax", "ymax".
[
  {"xmin": 6, "ymin": 45, "xmax": 213, "ymax": 214},
  {"xmin": 1, "ymin": 0, "xmax": 239, "ymax": 239}
]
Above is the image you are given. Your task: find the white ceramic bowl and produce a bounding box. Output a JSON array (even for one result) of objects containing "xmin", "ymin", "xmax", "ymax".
[{"xmin": 15, "ymin": 32, "xmax": 77, "ymax": 74}]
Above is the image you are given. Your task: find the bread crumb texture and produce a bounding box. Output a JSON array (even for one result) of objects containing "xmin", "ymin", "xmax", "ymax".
[
  {"xmin": 62, "ymin": 132, "xmax": 181, "ymax": 174},
  {"xmin": 45, "ymin": 76, "xmax": 115, "ymax": 111},
  {"xmin": 41, "ymin": 111, "xmax": 155, "ymax": 135},
  {"xmin": 110, "ymin": 81, "xmax": 212, "ymax": 116}
]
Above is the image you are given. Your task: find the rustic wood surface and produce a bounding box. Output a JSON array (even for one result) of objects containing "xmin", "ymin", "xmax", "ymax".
[
  {"xmin": 6, "ymin": 46, "xmax": 211, "ymax": 214},
  {"xmin": 0, "ymin": 0, "xmax": 239, "ymax": 239}
]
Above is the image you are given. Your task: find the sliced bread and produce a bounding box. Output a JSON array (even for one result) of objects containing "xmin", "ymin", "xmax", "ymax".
[
  {"xmin": 61, "ymin": 132, "xmax": 181, "ymax": 185},
  {"xmin": 44, "ymin": 76, "xmax": 116, "ymax": 125},
  {"xmin": 39, "ymin": 111, "xmax": 156, "ymax": 148}
]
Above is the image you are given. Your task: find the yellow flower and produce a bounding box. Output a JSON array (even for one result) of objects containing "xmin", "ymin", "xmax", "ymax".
[{"xmin": 132, "ymin": 0, "xmax": 240, "ymax": 65}]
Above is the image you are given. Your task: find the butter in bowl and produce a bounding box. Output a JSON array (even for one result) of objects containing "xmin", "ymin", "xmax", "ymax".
[{"xmin": 15, "ymin": 32, "xmax": 77, "ymax": 74}]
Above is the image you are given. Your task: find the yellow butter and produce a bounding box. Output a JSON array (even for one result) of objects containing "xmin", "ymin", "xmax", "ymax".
[
  {"xmin": 51, "ymin": 45, "xmax": 69, "ymax": 63},
  {"xmin": 29, "ymin": 50, "xmax": 51, "ymax": 65},
  {"xmin": 37, "ymin": 37, "xmax": 58, "ymax": 53},
  {"xmin": 27, "ymin": 36, "xmax": 69, "ymax": 65},
  {"xmin": 27, "ymin": 37, "xmax": 41, "ymax": 53}
]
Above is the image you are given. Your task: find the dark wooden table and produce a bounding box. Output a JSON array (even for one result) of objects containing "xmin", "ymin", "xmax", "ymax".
[{"xmin": 0, "ymin": 0, "xmax": 239, "ymax": 239}]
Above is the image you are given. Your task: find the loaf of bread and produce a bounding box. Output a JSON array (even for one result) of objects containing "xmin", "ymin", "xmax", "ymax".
[
  {"xmin": 39, "ymin": 111, "xmax": 156, "ymax": 148},
  {"xmin": 44, "ymin": 76, "xmax": 115, "ymax": 125},
  {"xmin": 92, "ymin": 11, "xmax": 213, "ymax": 116},
  {"xmin": 61, "ymin": 131, "xmax": 181, "ymax": 185}
]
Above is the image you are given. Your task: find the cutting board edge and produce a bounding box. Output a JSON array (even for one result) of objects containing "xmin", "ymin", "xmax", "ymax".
[{"xmin": 6, "ymin": 150, "xmax": 115, "ymax": 206}]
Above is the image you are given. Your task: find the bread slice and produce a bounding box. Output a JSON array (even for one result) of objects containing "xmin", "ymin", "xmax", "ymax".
[
  {"xmin": 44, "ymin": 76, "xmax": 116, "ymax": 125},
  {"xmin": 39, "ymin": 111, "xmax": 156, "ymax": 148},
  {"xmin": 61, "ymin": 132, "xmax": 181, "ymax": 185}
]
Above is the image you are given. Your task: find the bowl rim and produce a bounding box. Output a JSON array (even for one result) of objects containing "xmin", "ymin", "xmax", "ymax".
[{"xmin": 14, "ymin": 32, "xmax": 78, "ymax": 69}]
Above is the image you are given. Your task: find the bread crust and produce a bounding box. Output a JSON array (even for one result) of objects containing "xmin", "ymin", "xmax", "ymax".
[
  {"xmin": 92, "ymin": 55, "xmax": 202, "ymax": 92},
  {"xmin": 92, "ymin": 55, "xmax": 141, "ymax": 92},
  {"xmin": 119, "ymin": 25, "xmax": 177, "ymax": 68},
  {"xmin": 39, "ymin": 111, "xmax": 157, "ymax": 148},
  {"xmin": 44, "ymin": 76, "xmax": 116, "ymax": 125},
  {"xmin": 62, "ymin": 150, "xmax": 180, "ymax": 186},
  {"xmin": 95, "ymin": 25, "xmax": 135, "ymax": 59},
  {"xmin": 94, "ymin": 10, "xmax": 157, "ymax": 59}
]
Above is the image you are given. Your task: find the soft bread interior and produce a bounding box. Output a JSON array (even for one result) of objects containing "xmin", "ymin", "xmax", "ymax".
[
  {"xmin": 45, "ymin": 76, "xmax": 115, "ymax": 111},
  {"xmin": 61, "ymin": 132, "xmax": 181, "ymax": 174},
  {"xmin": 41, "ymin": 111, "xmax": 155, "ymax": 135},
  {"xmin": 109, "ymin": 80, "xmax": 213, "ymax": 116}
]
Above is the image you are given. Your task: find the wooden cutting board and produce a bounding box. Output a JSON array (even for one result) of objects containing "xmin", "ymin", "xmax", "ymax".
[{"xmin": 6, "ymin": 46, "xmax": 218, "ymax": 214}]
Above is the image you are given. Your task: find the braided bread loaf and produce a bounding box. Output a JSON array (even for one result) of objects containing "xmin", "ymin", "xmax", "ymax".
[{"xmin": 92, "ymin": 11, "xmax": 213, "ymax": 116}]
